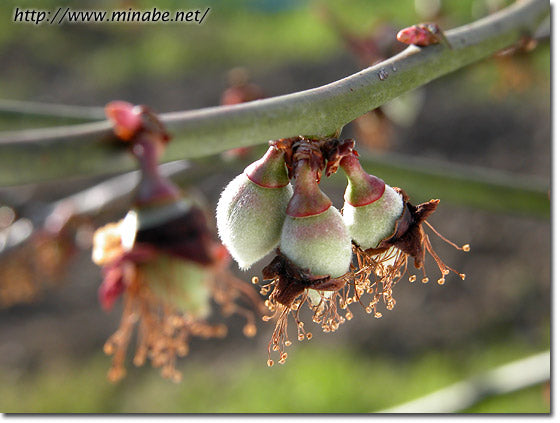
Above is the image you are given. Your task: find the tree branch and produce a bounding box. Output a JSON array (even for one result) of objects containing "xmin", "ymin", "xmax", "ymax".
[
  {"xmin": 0, "ymin": 0, "xmax": 549, "ymax": 186},
  {"xmin": 0, "ymin": 161, "xmax": 191, "ymax": 256},
  {"xmin": 357, "ymin": 151, "xmax": 550, "ymax": 219},
  {"xmin": 378, "ymin": 350, "xmax": 550, "ymax": 413},
  {"xmin": 0, "ymin": 99, "xmax": 105, "ymax": 121}
]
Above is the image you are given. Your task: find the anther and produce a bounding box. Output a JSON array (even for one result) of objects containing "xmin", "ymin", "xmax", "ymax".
[
  {"xmin": 462, "ymin": 244, "xmax": 470, "ymax": 252},
  {"xmin": 422, "ymin": 277, "xmax": 429, "ymax": 283},
  {"xmin": 103, "ymin": 342, "xmax": 115, "ymax": 355},
  {"xmin": 267, "ymin": 359, "xmax": 274, "ymax": 367},
  {"xmin": 171, "ymin": 372, "xmax": 182, "ymax": 383},
  {"xmin": 409, "ymin": 275, "xmax": 417, "ymax": 282},
  {"xmin": 243, "ymin": 324, "xmax": 257, "ymax": 337},
  {"xmin": 133, "ymin": 355, "xmax": 145, "ymax": 367}
]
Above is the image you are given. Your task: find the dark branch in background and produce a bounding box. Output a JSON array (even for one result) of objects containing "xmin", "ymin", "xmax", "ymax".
[
  {"xmin": 358, "ymin": 151, "xmax": 550, "ymax": 219},
  {"xmin": 0, "ymin": 161, "xmax": 191, "ymax": 256},
  {"xmin": 0, "ymin": 0, "xmax": 549, "ymax": 186},
  {"xmin": 0, "ymin": 99, "xmax": 105, "ymax": 121}
]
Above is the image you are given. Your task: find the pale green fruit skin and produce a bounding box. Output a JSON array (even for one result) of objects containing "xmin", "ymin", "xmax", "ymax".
[
  {"xmin": 217, "ymin": 173, "xmax": 293, "ymax": 270},
  {"xmin": 141, "ymin": 253, "xmax": 211, "ymax": 318},
  {"xmin": 307, "ymin": 289, "xmax": 333, "ymax": 306},
  {"xmin": 280, "ymin": 206, "xmax": 352, "ymax": 278},
  {"xmin": 342, "ymin": 184, "xmax": 404, "ymax": 249}
]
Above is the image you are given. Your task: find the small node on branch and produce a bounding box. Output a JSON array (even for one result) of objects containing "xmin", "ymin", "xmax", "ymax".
[{"xmin": 397, "ymin": 23, "xmax": 452, "ymax": 48}]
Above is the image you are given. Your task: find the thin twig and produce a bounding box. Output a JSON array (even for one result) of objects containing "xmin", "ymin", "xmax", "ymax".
[
  {"xmin": 357, "ymin": 151, "xmax": 550, "ymax": 219},
  {"xmin": 378, "ymin": 350, "xmax": 550, "ymax": 413},
  {"xmin": 0, "ymin": 0, "xmax": 549, "ymax": 186},
  {"xmin": 0, "ymin": 99, "xmax": 105, "ymax": 121},
  {"xmin": 0, "ymin": 161, "xmax": 191, "ymax": 256}
]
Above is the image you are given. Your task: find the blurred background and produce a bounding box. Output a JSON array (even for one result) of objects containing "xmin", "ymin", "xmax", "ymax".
[{"xmin": 0, "ymin": 0, "xmax": 550, "ymax": 413}]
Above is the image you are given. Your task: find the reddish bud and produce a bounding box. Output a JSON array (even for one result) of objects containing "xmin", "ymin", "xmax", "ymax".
[
  {"xmin": 105, "ymin": 101, "xmax": 143, "ymax": 141},
  {"xmin": 397, "ymin": 23, "xmax": 441, "ymax": 46}
]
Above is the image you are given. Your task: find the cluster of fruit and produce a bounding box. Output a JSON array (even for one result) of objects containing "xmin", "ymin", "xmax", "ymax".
[{"xmin": 217, "ymin": 136, "xmax": 468, "ymax": 365}]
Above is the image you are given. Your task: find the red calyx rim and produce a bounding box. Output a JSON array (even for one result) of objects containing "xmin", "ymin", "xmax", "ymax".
[
  {"xmin": 340, "ymin": 155, "xmax": 385, "ymax": 207},
  {"xmin": 245, "ymin": 146, "xmax": 290, "ymax": 188}
]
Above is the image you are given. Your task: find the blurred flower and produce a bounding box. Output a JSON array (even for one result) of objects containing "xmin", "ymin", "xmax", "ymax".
[
  {"xmin": 93, "ymin": 101, "xmax": 263, "ymax": 382},
  {"xmin": 0, "ymin": 206, "xmax": 85, "ymax": 308},
  {"xmin": 0, "ymin": 248, "xmax": 37, "ymax": 308},
  {"xmin": 92, "ymin": 213, "xmax": 249, "ymax": 382}
]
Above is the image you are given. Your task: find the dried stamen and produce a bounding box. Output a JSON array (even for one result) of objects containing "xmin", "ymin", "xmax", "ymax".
[{"xmin": 258, "ymin": 252, "xmax": 350, "ymax": 364}]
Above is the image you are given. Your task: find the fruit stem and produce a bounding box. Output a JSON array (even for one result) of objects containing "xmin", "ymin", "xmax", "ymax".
[
  {"xmin": 286, "ymin": 160, "xmax": 331, "ymax": 217},
  {"xmin": 245, "ymin": 146, "xmax": 289, "ymax": 188},
  {"xmin": 340, "ymin": 155, "xmax": 385, "ymax": 207}
]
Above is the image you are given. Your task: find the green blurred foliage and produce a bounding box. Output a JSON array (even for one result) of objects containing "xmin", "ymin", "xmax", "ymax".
[
  {"xmin": 0, "ymin": 0, "xmax": 549, "ymax": 97},
  {"xmin": 0, "ymin": 336, "xmax": 548, "ymax": 413},
  {"xmin": 464, "ymin": 385, "xmax": 548, "ymax": 413}
]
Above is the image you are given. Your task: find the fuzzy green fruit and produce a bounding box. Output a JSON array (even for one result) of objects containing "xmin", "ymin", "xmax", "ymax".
[
  {"xmin": 141, "ymin": 253, "xmax": 211, "ymax": 318},
  {"xmin": 280, "ymin": 206, "xmax": 352, "ymax": 278},
  {"xmin": 343, "ymin": 185, "xmax": 404, "ymax": 249},
  {"xmin": 217, "ymin": 174, "xmax": 293, "ymax": 269}
]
